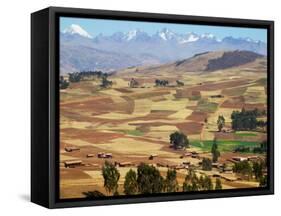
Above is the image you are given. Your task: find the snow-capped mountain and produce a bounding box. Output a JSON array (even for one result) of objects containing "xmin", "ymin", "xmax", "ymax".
[
  {"xmin": 60, "ymin": 25, "xmax": 267, "ymax": 73},
  {"xmin": 63, "ymin": 24, "xmax": 93, "ymax": 39}
]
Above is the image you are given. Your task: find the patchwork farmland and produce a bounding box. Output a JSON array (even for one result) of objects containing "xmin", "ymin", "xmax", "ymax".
[{"xmin": 60, "ymin": 51, "xmax": 268, "ymax": 198}]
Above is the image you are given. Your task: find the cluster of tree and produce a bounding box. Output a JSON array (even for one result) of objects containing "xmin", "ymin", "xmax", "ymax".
[
  {"xmin": 100, "ymin": 161, "xmax": 222, "ymax": 197},
  {"xmin": 176, "ymin": 80, "xmax": 184, "ymax": 86},
  {"xmin": 68, "ymin": 72, "xmax": 82, "ymax": 83},
  {"xmin": 234, "ymin": 140, "xmax": 267, "ymax": 154},
  {"xmin": 256, "ymin": 120, "xmax": 267, "ymax": 131},
  {"xmin": 217, "ymin": 115, "xmax": 225, "ymax": 132},
  {"xmin": 59, "ymin": 76, "xmax": 69, "ymax": 89},
  {"xmin": 68, "ymin": 71, "xmax": 108, "ymax": 83},
  {"xmin": 233, "ymin": 159, "xmax": 266, "ymax": 181},
  {"xmin": 100, "ymin": 76, "xmax": 113, "ymax": 88},
  {"xmin": 169, "ymin": 131, "xmax": 190, "ymax": 149},
  {"xmin": 231, "ymin": 108, "xmax": 266, "ymax": 131},
  {"xmin": 253, "ymin": 140, "xmax": 267, "ymax": 153},
  {"xmin": 233, "ymin": 160, "xmax": 253, "ymax": 180},
  {"xmin": 233, "ymin": 146, "xmax": 251, "ymax": 153},
  {"xmin": 182, "ymin": 169, "xmax": 222, "ymax": 191},
  {"xmin": 155, "ymin": 79, "xmax": 169, "ymax": 87},
  {"xmin": 78, "ymin": 70, "xmax": 108, "ymax": 79},
  {"xmin": 106, "ymin": 163, "xmax": 179, "ymax": 195}
]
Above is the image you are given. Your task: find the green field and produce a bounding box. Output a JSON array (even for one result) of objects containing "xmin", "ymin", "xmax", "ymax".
[
  {"xmin": 191, "ymin": 140, "xmax": 260, "ymax": 152},
  {"xmin": 235, "ymin": 132, "xmax": 258, "ymax": 137},
  {"xmin": 123, "ymin": 129, "xmax": 144, "ymax": 136},
  {"xmin": 197, "ymin": 99, "xmax": 218, "ymax": 112}
]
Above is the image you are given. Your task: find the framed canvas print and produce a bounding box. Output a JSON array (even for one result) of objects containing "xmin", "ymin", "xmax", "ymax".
[{"xmin": 31, "ymin": 7, "xmax": 274, "ymax": 208}]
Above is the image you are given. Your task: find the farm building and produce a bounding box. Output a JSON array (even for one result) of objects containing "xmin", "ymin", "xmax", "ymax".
[
  {"xmin": 222, "ymin": 166, "xmax": 233, "ymax": 174},
  {"xmin": 64, "ymin": 160, "xmax": 82, "ymax": 168},
  {"xmin": 97, "ymin": 152, "xmax": 113, "ymax": 158},
  {"xmin": 118, "ymin": 162, "xmax": 135, "ymax": 167},
  {"xmin": 247, "ymin": 156, "xmax": 260, "ymax": 161},
  {"xmin": 180, "ymin": 152, "xmax": 192, "ymax": 158},
  {"xmin": 210, "ymin": 94, "xmax": 224, "ymax": 98},
  {"xmin": 232, "ymin": 157, "xmax": 248, "ymax": 162},
  {"xmin": 149, "ymin": 154, "xmax": 158, "ymax": 160},
  {"xmin": 221, "ymin": 127, "xmax": 233, "ymax": 133},
  {"xmin": 86, "ymin": 154, "xmax": 94, "ymax": 158},
  {"xmin": 156, "ymin": 162, "xmax": 169, "ymax": 167},
  {"xmin": 65, "ymin": 146, "xmax": 80, "ymax": 152}
]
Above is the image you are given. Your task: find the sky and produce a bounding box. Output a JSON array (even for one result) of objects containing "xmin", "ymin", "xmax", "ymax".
[{"xmin": 60, "ymin": 17, "xmax": 267, "ymax": 42}]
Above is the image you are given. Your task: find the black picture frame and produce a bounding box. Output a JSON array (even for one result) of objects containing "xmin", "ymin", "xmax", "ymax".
[{"xmin": 31, "ymin": 6, "xmax": 274, "ymax": 209}]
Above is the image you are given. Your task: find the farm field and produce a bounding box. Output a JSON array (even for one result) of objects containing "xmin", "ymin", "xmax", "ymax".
[{"xmin": 60, "ymin": 62, "xmax": 268, "ymax": 198}]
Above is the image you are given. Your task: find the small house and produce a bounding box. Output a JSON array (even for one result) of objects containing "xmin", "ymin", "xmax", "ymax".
[
  {"xmin": 149, "ymin": 154, "xmax": 158, "ymax": 160},
  {"xmin": 65, "ymin": 146, "xmax": 80, "ymax": 152},
  {"xmin": 64, "ymin": 160, "xmax": 82, "ymax": 168},
  {"xmin": 232, "ymin": 157, "xmax": 247, "ymax": 162},
  {"xmin": 119, "ymin": 162, "xmax": 134, "ymax": 167}
]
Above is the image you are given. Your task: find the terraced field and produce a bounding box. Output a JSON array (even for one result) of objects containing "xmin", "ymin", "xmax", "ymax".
[{"xmin": 60, "ymin": 65, "xmax": 267, "ymax": 199}]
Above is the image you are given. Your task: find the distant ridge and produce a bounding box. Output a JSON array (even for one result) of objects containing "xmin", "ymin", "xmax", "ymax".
[
  {"xmin": 117, "ymin": 50, "xmax": 266, "ymax": 75},
  {"xmin": 206, "ymin": 50, "xmax": 264, "ymax": 71}
]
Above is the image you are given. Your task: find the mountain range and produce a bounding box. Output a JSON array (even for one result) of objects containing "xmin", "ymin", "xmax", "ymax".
[{"xmin": 60, "ymin": 24, "xmax": 267, "ymax": 74}]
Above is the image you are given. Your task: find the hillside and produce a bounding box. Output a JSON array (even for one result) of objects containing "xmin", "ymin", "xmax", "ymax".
[{"xmin": 117, "ymin": 50, "xmax": 266, "ymax": 75}]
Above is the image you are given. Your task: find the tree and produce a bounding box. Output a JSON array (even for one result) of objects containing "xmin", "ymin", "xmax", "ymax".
[
  {"xmin": 259, "ymin": 175, "xmax": 267, "ymax": 187},
  {"xmin": 211, "ymin": 138, "xmax": 220, "ymax": 162},
  {"xmin": 176, "ymin": 80, "xmax": 184, "ymax": 86},
  {"xmin": 253, "ymin": 161, "xmax": 263, "ymax": 180},
  {"xmin": 124, "ymin": 169, "xmax": 138, "ymax": 195},
  {"xmin": 169, "ymin": 131, "xmax": 189, "ymax": 149},
  {"xmin": 199, "ymin": 175, "xmax": 213, "ymax": 191},
  {"xmin": 155, "ymin": 79, "xmax": 169, "ymax": 87},
  {"xmin": 102, "ymin": 161, "xmax": 120, "ymax": 195},
  {"xmin": 202, "ymin": 158, "xmax": 212, "ymax": 171},
  {"xmin": 164, "ymin": 169, "xmax": 179, "ymax": 192},
  {"xmin": 183, "ymin": 169, "xmax": 199, "ymax": 192},
  {"xmin": 68, "ymin": 72, "xmax": 81, "ymax": 83},
  {"xmin": 217, "ymin": 115, "xmax": 225, "ymax": 132},
  {"xmin": 233, "ymin": 160, "xmax": 252, "ymax": 180},
  {"xmin": 137, "ymin": 163, "xmax": 164, "ymax": 194},
  {"xmin": 59, "ymin": 76, "xmax": 69, "ymax": 89},
  {"xmin": 100, "ymin": 76, "xmax": 113, "ymax": 88},
  {"xmin": 215, "ymin": 178, "xmax": 222, "ymax": 190}
]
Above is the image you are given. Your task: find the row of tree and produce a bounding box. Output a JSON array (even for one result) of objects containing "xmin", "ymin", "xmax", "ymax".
[
  {"xmin": 100, "ymin": 161, "xmax": 223, "ymax": 197},
  {"xmin": 234, "ymin": 140, "xmax": 267, "ymax": 154},
  {"xmin": 60, "ymin": 71, "xmax": 113, "ymax": 89},
  {"xmin": 69, "ymin": 71, "xmax": 108, "ymax": 82}
]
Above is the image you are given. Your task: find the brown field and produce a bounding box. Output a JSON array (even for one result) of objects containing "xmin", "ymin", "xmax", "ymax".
[{"xmin": 60, "ymin": 66, "xmax": 267, "ymax": 199}]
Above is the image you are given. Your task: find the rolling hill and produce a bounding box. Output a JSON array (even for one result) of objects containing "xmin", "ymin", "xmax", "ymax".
[{"xmin": 116, "ymin": 50, "xmax": 266, "ymax": 75}]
